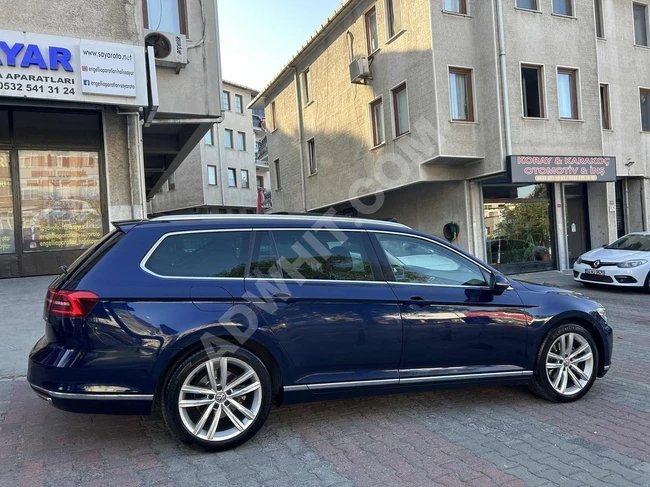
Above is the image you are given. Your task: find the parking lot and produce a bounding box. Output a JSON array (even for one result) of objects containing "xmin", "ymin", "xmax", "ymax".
[{"xmin": 1, "ymin": 272, "xmax": 649, "ymax": 487}]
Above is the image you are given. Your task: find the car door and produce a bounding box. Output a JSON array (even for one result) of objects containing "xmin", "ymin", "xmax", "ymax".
[
  {"xmin": 370, "ymin": 231, "xmax": 529, "ymax": 380},
  {"xmin": 245, "ymin": 229, "xmax": 402, "ymax": 388}
]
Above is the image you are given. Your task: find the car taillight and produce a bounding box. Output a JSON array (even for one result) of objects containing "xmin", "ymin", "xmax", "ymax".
[{"xmin": 45, "ymin": 290, "xmax": 99, "ymax": 317}]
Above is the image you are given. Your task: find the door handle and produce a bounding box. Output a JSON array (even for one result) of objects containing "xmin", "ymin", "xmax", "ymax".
[
  {"xmin": 407, "ymin": 296, "xmax": 429, "ymax": 309},
  {"xmin": 409, "ymin": 296, "xmax": 425, "ymax": 301}
]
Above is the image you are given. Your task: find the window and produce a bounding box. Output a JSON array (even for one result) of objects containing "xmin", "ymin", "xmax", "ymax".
[
  {"xmin": 375, "ymin": 233, "xmax": 488, "ymax": 286},
  {"xmin": 269, "ymin": 101, "xmax": 277, "ymax": 130},
  {"xmin": 391, "ymin": 83, "xmax": 410, "ymax": 136},
  {"xmin": 235, "ymin": 94, "xmax": 244, "ymax": 114},
  {"xmin": 594, "ymin": 0, "xmax": 604, "ymax": 38},
  {"xmin": 207, "ymin": 165, "xmax": 217, "ymax": 185},
  {"xmin": 249, "ymin": 231, "xmax": 282, "ymax": 278},
  {"xmin": 444, "ymin": 0, "xmax": 467, "ymax": 14},
  {"xmin": 241, "ymin": 169, "xmax": 250, "ymax": 188},
  {"xmin": 225, "ymin": 129, "xmax": 234, "ymax": 149},
  {"xmin": 272, "ymin": 230, "xmax": 378, "ymax": 281},
  {"xmin": 306, "ymin": 138, "xmax": 317, "ymax": 175},
  {"xmin": 370, "ymin": 97, "xmax": 385, "ymax": 146},
  {"xmin": 204, "ymin": 126, "xmax": 213, "ymax": 145},
  {"xmin": 302, "ymin": 68, "xmax": 312, "ymax": 104},
  {"xmin": 521, "ymin": 65, "xmax": 545, "ymax": 118},
  {"xmin": 552, "ymin": 0, "xmax": 573, "ymax": 16},
  {"xmin": 449, "ymin": 68, "xmax": 474, "ymax": 121},
  {"xmin": 386, "ymin": 0, "xmax": 403, "ymax": 38},
  {"xmin": 517, "ymin": 0, "xmax": 538, "ymax": 10},
  {"xmin": 274, "ymin": 159, "xmax": 281, "ymax": 189},
  {"xmin": 0, "ymin": 150, "xmax": 14, "ymax": 254},
  {"xmin": 365, "ymin": 7, "xmax": 379, "ymax": 54},
  {"xmin": 257, "ymin": 175, "xmax": 264, "ymax": 188},
  {"xmin": 144, "ymin": 231, "xmax": 251, "ymax": 278},
  {"xmin": 237, "ymin": 131, "xmax": 246, "ymax": 151},
  {"xmin": 634, "ymin": 3, "xmax": 649, "ymax": 46},
  {"xmin": 144, "ymin": 0, "xmax": 186, "ymax": 34},
  {"xmin": 227, "ymin": 168, "xmax": 237, "ymax": 187},
  {"xmin": 641, "ymin": 89, "xmax": 650, "ymax": 131},
  {"xmin": 222, "ymin": 91, "xmax": 231, "ymax": 111},
  {"xmin": 168, "ymin": 171, "xmax": 176, "ymax": 191},
  {"xmin": 600, "ymin": 84, "xmax": 611, "ymax": 130},
  {"xmin": 557, "ymin": 68, "xmax": 579, "ymax": 120}
]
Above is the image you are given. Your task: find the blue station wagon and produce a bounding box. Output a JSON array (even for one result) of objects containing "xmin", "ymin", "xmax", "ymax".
[{"xmin": 28, "ymin": 215, "xmax": 613, "ymax": 450}]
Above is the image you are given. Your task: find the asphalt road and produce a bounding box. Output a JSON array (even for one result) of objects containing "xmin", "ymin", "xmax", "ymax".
[{"xmin": 1, "ymin": 271, "xmax": 649, "ymax": 486}]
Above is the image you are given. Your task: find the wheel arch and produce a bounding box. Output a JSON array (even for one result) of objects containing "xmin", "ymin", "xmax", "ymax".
[
  {"xmin": 154, "ymin": 333, "xmax": 286, "ymax": 407},
  {"xmin": 537, "ymin": 313, "xmax": 606, "ymax": 377}
]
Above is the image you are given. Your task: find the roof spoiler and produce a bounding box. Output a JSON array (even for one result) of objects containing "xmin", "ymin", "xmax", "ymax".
[{"xmin": 112, "ymin": 219, "xmax": 146, "ymax": 233}]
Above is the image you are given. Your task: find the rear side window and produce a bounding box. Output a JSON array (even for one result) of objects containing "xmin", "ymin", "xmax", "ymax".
[
  {"xmin": 144, "ymin": 231, "xmax": 251, "ymax": 278},
  {"xmin": 271, "ymin": 230, "xmax": 378, "ymax": 281}
]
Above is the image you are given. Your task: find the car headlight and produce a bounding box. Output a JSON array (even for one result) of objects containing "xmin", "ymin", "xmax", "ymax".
[
  {"xmin": 595, "ymin": 306, "xmax": 607, "ymax": 323},
  {"xmin": 576, "ymin": 256, "xmax": 583, "ymax": 265},
  {"xmin": 617, "ymin": 259, "xmax": 648, "ymax": 268}
]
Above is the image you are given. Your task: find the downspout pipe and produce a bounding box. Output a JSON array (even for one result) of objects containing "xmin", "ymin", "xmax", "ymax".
[
  {"xmin": 293, "ymin": 66, "xmax": 308, "ymax": 213},
  {"xmin": 496, "ymin": 0, "xmax": 512, "ymax": 157}
]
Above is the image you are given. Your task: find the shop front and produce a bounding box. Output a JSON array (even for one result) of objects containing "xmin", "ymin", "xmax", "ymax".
[
  {"xmin": 482, "ymin": 155, "xmax": 617, "ymax": 275},
  {"xmin": 0, "ymin": 29, "xmax": 149, "ymax": 278}
]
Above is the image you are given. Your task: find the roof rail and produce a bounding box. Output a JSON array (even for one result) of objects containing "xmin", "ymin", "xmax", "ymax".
[{"xmin": 148, "ymin": 214, "xmax": 410, "ymax": 229}]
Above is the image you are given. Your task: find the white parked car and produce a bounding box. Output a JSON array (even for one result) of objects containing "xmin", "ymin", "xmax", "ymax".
[{"xmin": 573, "ymin": 232, "xmax": 650, "ymax": 293}]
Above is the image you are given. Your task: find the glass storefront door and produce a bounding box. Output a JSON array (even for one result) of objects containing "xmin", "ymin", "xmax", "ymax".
[
  {"xmin": 564, "ymin": 183, "xmax": 590, "ymax": 266},
  {"xmin": 483, "ymin": 183, "xmax": 557, "ymax": 274},
  {"xmin": 0, "ymin": 151, "xmax": 15, "ymax": 255}
]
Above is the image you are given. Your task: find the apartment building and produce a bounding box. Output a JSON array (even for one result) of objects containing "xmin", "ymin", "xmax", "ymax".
[
  {"xmin": 0, "ymin": 0, "xmax": 222, "ymax": 277},
  {"xmin": 251, "ymin": 0, "xmax": 650, "ymax": 274},
  {"xmin": 150, "ymin": 81, "xmax": 265, "ymax": 215}
]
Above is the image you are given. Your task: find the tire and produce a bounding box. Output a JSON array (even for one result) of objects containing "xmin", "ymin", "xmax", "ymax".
[
  {"xmin": 528, "ymin": 324, "xmax": 599, "ymax": 403},
  {"xmin": 162, "ymin": 345, "xmax": 272, "ymax": 451}
]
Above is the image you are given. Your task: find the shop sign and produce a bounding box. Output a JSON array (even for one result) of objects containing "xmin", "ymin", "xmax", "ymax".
[
  {"xmin": 508, "ymin": 155, "xmax": 617, "ymax": 183},
  {"xmin": 0, "ymin": 29, "xmax": 147, "ymax": 106}
]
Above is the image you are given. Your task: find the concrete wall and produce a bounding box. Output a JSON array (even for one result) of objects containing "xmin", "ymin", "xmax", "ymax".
[
  {"xmin": 149, "ymin": 144, "xmax": 205, "ymax": 213},
  {"xmin": 103, "ymin": 108, "xmax": 136, "ymax": 222}
]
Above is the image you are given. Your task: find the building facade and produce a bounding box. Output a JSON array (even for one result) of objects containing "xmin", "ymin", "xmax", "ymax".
[
  {"xmin": 251, "ymin": 0, "xmax": 650, "ymax": 274},
  {"xmin": 150, "ymin": 81, "xmax": 269, "ymax": 215},
  {"xmin": 0, "ymin": 0, "xmax": 222, "ymax": 277}
]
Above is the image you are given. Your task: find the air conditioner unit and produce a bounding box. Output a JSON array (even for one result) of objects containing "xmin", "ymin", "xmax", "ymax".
[
  {"xmin": 349, "ymin": 56, "xmax": 371, "ymax": 84},
  {"xmin": 144, "ymin": 30, "xmax": 188, "ymax": 69}
]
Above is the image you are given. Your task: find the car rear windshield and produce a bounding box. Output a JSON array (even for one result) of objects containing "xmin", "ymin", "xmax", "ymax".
[
  {"xmin": 60, "ymin": 230, "xmax": 125, "ymax": 288},
  {"xmin": 606, "ymin": 235, "xmax": 650, "ymax": 252}
]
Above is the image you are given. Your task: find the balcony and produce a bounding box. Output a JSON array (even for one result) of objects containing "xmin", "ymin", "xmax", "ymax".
[{"xmin": 259, "ymin": 188, "xmax": 272, "ymax": 210}]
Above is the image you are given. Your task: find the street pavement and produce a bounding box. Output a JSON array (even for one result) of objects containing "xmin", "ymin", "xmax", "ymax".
[{"xmin": 1, "ymin": 271, "xmax": 650, "ymax": 486}]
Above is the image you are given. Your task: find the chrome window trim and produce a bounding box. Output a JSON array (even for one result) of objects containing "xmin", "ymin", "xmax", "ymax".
[
  {"xmin": 283, "ymin": 370, "xmax": 533, "ymax": 392},
  {"xmin": 31, "ymin": 384, "xmax": 153, "ymax": 401},
  {"xmin": 140, "ymin": 228, "xmax": 254, "ymax": 280},
  {"xmin": 245, "ymin": 277, "xmax": 388, "ymax": 285}
]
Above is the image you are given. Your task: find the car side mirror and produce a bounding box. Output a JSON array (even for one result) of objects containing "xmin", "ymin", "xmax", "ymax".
[
  {"xmin": 602, "ymin": 244, "xmax": 607, "ymax": 248},
  {"xmin": 490, "ymin": 273, "xmax": 510, "ymax": 295}
]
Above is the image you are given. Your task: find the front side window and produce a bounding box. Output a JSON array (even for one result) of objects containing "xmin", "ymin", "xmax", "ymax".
[
  {"xmin": 557, "ymin": 69, "xmax": 578, "ymax": 119},
  {"xmin": 228, "ymin": 168, "xmax": 237, "ymax": 187},
  {"xmin": 370, "ymin": 97, "xmax": 385, "ymax": 146},
  {"xmin": 392, "ymin": 83, "xmax": 410, "ymax": 136},
  {"xmin": 365, "ymin": 7, "xmax": 379, "ymax": 54},
  {"xmin": 144, "ymin": 231, "xmax": 251, "ymax": 278},
  {"xmin": 552, "ymin": 0, "xmax": 573, "ymax": 16},
  {"xmin": 386, "ymin": 0, "xmax": 403, "ymax": 38},
  {"xmin": 635, "ymin": 3, "xmax": 649, "ymax": 46},
  {"xmin": 375, "ymin": 233, "xmax": 488, "ymax": 286},
  {"xmin": 235, "ymin": 94, "xmax": 244, "ymax": 114},
  {"xmin": 449, "ymin": 68, "xmax": 474, "ymax": 121},
  {"xmin": 222, "ymin": 91, "xmax": 231, "ymax": 111},
  {"xmin": 444, "ymin": 0, "xmax": 467, "ymax": 14},
  {"xmin": 225, "ymin": 129, "xmax": 234, "ymax": 149},
  {"xmin": 145, "ymin": 0, "xmax": 184, "ymax": 34},
  {"xmin": 241, "ymin": 169, "xmax": 250, "ymax": 188},
  {"xmin": 521, "ymin": 65, "xmax": 545, "ymax": 118},
  {"xmin": 641, "ymin": 89, "xmax": 650, "ymax": 131},
  {"xmin": 272, "ymin": 230, "xmax": 378, "ymax": 281},
  {"xmin": 517, "ymin": 0, "xmax": 538, "ymax": 10}
]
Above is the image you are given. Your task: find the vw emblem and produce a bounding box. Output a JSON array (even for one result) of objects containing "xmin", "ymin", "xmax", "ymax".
[{"xmin": 593, "ymin": 260, "xmax": 601, "ymax": 269}]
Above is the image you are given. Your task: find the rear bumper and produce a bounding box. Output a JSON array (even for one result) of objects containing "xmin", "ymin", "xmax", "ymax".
[{"xmin": 27, "ymin": 336, "xmax": 155, "ymax": 415}]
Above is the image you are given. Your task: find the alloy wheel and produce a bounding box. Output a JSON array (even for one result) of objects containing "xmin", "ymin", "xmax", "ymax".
[
  {"xmin": 545, "ymin": 332, "xmax": 594, "ymax": 396},
  {"xmin": 178, "ymin": 357, "xmax": 262, "ymax": 442}
]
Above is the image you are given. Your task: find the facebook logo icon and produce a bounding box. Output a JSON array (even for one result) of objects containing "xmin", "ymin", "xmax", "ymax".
[{"xmin": 83, "ymin": 80, "xmax": 90, "ymax": 86}]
